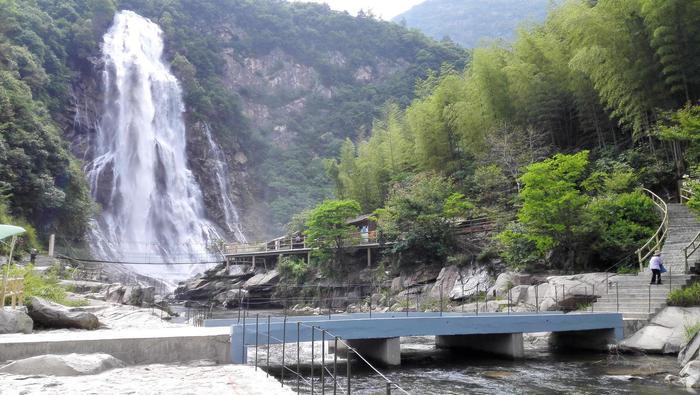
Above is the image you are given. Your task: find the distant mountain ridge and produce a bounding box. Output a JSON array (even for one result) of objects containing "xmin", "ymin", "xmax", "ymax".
[{"xmin": 394, "ymin": 0, "xmax": 552, "ymax": 47}]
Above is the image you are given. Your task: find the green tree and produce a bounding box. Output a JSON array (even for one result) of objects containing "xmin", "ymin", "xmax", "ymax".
[
  {"xmin": 377, "ymin": 173, "xmax": 472, "ymax": 269},
  {"xmin": 499, "ymin": 151, "xmax": 591, "ymax": 270},
  {"xmin": 304, "ymin": 199, "xmax": 362, "ymax": 278}
]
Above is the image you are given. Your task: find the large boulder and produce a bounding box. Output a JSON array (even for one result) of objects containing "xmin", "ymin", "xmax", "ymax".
[
  {"xmin": 0, "ymin": 309, "xmax": 33, "ymax": 334},
  {"xmin": 104, "ymin": 283, "xmax": 126, "ymax": 303},
  {"xmin": 402, "ymin": 266, "xmax": 442, "ymax": 289},
  {"xmin": 27, "ymin": 297, "xmax": 100, "ymax": 330},
  {"xmin": 679, "ymin": 360, "xmax": 700, "ymax": 388},
  {"xmin": 428, "ymin": 266, "xmax": 460, "ymax": 299},
  {"xmin": 243, "ymin": 270, "xmax": 280, "ymax": 289},
  {"xmin": 680, "ymin": 331, "xmax": 700, "ymax": 366},
  {"xmin": 0, "ymin": 353, "xmax": 124, "ymax": 376},
  {"xmin": 447, "ymin": 265, "xmax": 492, "ymax": 300},
  {"xmin": 487, "ymin": 272, "xmax": 515, "ymax": 298},
  {"xmin": 620, "ymin": 307, "xmax": 700, "ymax": 354}
]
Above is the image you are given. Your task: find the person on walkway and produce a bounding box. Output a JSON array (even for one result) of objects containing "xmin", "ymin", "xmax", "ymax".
[
  {"xmin": 29, "ymin": 248, "xmax": 37, "ymax": 264},
  {"xmin": 650, "ymin": 250, "xmax": 663, "ymax": 285}
]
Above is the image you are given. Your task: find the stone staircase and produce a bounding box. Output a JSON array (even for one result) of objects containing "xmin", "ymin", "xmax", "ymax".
[{"xmin": 592, "ymin": 203, "xmax": 700, "ymax": 321}]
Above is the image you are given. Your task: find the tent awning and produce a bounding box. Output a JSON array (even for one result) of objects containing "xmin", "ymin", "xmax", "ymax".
[{"xmin": 0, "ymin": 225, "xmax": 25, "ymax": 241}]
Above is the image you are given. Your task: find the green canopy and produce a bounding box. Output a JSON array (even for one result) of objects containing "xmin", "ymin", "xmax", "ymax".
[{"xmin": 0, "ymin": 225, "xmax": 25, "ymax": 241}]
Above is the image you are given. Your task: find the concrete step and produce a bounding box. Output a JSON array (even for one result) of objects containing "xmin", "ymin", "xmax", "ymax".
[
  {"xmin": 593, "ymin": 302, "xmax": 666, "ymax": 310},
  {"xmin": 595, "ymin": 296, "xmax": 669, "ymax": 303}
]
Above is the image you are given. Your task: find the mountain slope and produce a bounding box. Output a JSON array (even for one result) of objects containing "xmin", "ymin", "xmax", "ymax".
[
  {"xmin": 0, "ymin": 0, "xmax": 468, "ymax": 243},
  {"xmin": 394, "ymin": 0, "xmax": 552, "ymax": 48}
]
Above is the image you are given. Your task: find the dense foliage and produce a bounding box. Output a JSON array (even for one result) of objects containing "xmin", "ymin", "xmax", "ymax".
[
  {"xmin": 668, "ymin": 282, "xmax": 700, "ymax": 307},
  {"xmin": 377, "ymin": 173, "xmax": 474, "ymax": 269},
  {"xmin": 0, "ymin": 0, "xmax": 108, "ymax": 242},
  {"xmin": 304, "ymin": 199, "xmax": 361, "ymax": 279},
  {"xmin": 323, "ymin": 0, "xmax": 700, "ymax": 273},
  {"xmin": 394, "ymin": 0, "xmax": 551, "ymax": 48},
  {"xmin": 0, "ymin": 0, "xmax": 469, "ymax": 240},
  {"xmin": 498, "ymin": 152, "xmax": 657, "ymax": 271}
]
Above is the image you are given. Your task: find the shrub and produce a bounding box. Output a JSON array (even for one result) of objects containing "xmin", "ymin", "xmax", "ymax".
[
  {"xmin": 277, "ymin": 256, "xmax": 310, "ymax": 285},
  {"xmin": 668, "ymin": 282, "xmax": 700, "ymax": 307},
  {"xmin": 686, "ymin": 321, "xmax": 700, "ymax": 341},
  {"xmin": 5, "ymin": 265, "xmax": 88, "ymax": 307}
]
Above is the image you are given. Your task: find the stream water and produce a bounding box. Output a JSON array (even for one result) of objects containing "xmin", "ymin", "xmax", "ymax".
[
  {"xmin": 199, "ymin": 307, "xmax": 690, "ymax": 394},
  {"xmin": 261, "ymin": 336, "xmax": 689, "ymax": 394}
]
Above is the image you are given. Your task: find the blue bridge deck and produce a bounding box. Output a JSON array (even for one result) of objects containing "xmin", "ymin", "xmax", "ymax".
[{"xmin": 205, "ymin": 311, "xmax": 624, "ymax": 364}]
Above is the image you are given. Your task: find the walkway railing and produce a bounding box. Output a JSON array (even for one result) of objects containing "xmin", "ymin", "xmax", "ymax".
[
  {"xmin": 636, "ymin": 188, "xmax": 669, "ymax": 270},
  {"xmin": 225, "ymin": 232, "xmax": 380, "ymax": 255},
  {"xmin": 684, "ymin": 232, "xmax": 700, "ymax": 273},
  {"xmin": 249, "ymin": 315, "xmax": 409, "ymax": 394}
]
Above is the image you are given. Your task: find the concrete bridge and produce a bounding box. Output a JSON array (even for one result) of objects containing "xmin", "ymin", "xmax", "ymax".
[{"xmin": 205, "ymin": 311, "xmax": 623, "ymax": 366}]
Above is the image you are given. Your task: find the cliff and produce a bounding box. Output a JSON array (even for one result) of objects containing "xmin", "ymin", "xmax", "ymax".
[{"xmin": 0, "ymin": 0, "xmax": 468, "ymax": 243}]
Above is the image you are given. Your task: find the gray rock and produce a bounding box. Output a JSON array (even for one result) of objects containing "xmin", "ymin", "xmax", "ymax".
[
  {"xmin": 448, "ymin": 266, "xmax": 492, "ymax": 300},
  {"xmin": 487, "ymin": 272, "xmax": 514, "ymax": 298},
  {"xmin": 509, "ymin": 285, "xmax": 530, "ymax": 304},
  {"xmin": 105, "ymin": 284, "xmax": 126, "ymax": 304},
  {"xmin": 680, "ymin": 360, "xmax": 700, "ymax": 388},
  {"xmin": 243, "ymin": 270, "xmax": 280, "ymax": 288},
  {"xmin": 620, "ymin": 307, "xmax": 700, "ymax": 354},
  {"xmin": 402, "ymin": 266, "xmax": 442, "ymax": 288},
  {"xmin": 0, "ymin": 353, "xmax": 124, "ymax": 376},
  {"xmin": 27, "ymin": 297, "xmax": 100, "ymax": 330},
  {"xmin": 122, "ymin": 285, "xmax": 142, "ymax": 305},
  {"xmin": 0, "ymin": 309, "xmax": 33, "ymax": 334},
  {"xmin": 428, "ymin": 266, "xmax": 460, "ymax": 299},
  {"xmin": 681, "ymin": 331, "xmax": 700, "ymax": 367}
]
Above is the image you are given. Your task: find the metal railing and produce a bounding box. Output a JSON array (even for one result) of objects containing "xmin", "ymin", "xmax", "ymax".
[
  {"xmin": 225, "ymin": 232, "xmax": 382, "ymax": 256},
  {"xmin": 221, "ymin": 277, "xmax": 619, "ymax": 394},
  {"xmin": 636, "ymin": 188, "xmax": 669, "ymax": 270},
  {"xmin": 249, "ymin": 316, "xmax": 409, "ymax": 394},
  {"xmin": 684, "ymin": 232, "xmax": 700, "ymax": 274}
]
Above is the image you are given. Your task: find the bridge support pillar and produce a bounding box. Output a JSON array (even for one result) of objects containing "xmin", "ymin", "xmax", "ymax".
[
  {"xmin": 436, "ymin": 333, "xmax": 524, "ymax": 359},
  {"xmin": 548, "ymin": 328, "xmax": 617, "ymax": 352},
  {"xmin": 332, "ymin": 337, "xmax": 401, "ymax": 365}
]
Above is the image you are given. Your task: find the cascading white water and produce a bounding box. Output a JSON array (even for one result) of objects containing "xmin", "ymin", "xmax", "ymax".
[
  {"xmin": 203, "ymin": 124, "xmax": 247, "ymax": 242},
  {"xmin": 87, "ymin": 10, "xmax": 240, "ymax": 280}
]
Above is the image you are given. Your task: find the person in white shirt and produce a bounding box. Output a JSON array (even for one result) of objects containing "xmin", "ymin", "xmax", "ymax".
[{"xmin": 649, "ymin": 250, "xmax": 662, "ymax": 285}]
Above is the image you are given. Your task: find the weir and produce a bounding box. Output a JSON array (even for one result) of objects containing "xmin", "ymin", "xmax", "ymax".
[{"xmin": 205, "ymin": 311, "xmax": 623, "ymax": 365}]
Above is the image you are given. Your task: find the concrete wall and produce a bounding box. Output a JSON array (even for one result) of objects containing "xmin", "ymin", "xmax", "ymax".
[{"xmin": 0, "ymin": 329, "xmax": 231, "ymax": 365}]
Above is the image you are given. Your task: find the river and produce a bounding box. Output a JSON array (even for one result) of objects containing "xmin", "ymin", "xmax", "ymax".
[
  {"xmin": 180, "ymin": 308, "xmax": 689, "ymax": 394},
  {"xmin": 256, "ymin": 335, "xmax": 687, "ymax": 394}
]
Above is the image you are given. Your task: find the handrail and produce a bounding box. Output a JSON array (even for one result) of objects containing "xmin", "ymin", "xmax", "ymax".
[
  {"xmin": 684, "ymin": 231, "xmax": 700, "ymax": 274},
  {"xmin": 681, "ymin": 187, "xmax": 694, "ymax": 204},
  {"xmin": 635, "ymin": 188, "xmax": 669, "ymax": 271},
  {"xmin": 680, "ymin": 177, "xmax": 696, "ymax": 204},
  {"xmin": 299, "ymin": 322, "xmax": 411, "ymax": 395}
]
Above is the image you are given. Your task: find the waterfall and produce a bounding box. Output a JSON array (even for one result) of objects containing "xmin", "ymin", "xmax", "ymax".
[
  {"xmin": 203, "ymin": 124, "xmax": 247, "ymax": 243},
  {"xmin": 86, "ymin": 10, "xmax": 239, "ymax": 280}
]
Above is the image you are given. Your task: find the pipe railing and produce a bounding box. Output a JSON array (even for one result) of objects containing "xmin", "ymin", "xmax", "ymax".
[
  {"xmin": 636, "ymin": 188, "xmax": 669, "ymax": 270},
  {"xmin": 249, "ymin": 315, "xmax": 409, "ymax": 394},
  {"xmin": 684, "ymin": 231, "xmax": 700, "ymax": 274}
]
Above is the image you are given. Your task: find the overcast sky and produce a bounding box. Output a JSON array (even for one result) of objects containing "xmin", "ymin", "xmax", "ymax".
[{"xmin": 288, "ymin": 0, "xmax": 425, "ymax": 20}]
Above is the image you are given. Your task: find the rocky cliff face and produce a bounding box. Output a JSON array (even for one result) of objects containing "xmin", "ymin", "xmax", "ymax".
[{"xmin": 53, "ymin": 2, "xmax": 468, "ymax": 243}]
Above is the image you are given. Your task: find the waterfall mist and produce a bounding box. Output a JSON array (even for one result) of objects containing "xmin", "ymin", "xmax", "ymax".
[{"xmin": 86, "ymin": 10, "xmax": 241, "ymax": 281}]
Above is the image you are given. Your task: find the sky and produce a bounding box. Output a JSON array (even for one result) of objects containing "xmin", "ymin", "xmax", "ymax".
[{"xmin": 288, "ymin": 0, "xmax": 425, "ymax": 20}]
